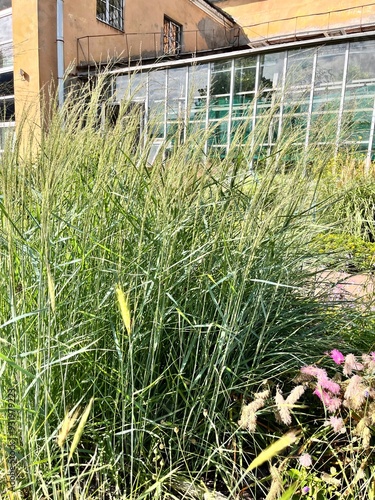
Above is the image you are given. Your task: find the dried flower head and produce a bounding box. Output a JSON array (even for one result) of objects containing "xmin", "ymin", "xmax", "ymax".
[
  {"xmin": 300, "ymin": 365, "xmax": 327, "ymax": 380},
  {"xmin": 299, "ymin": 453, "xmax": 312, "ymax": 467},
  {"xmin": 343, "ymin": 354, "xmax": 364, "ymax": 376},
  {"xmin": 265, "ymin": 465, "xmax": 283, "ymax": 500},
  {"xmin": 57, "ymin": 407, "xmax": 81, "ymax": 448},
  {"xmin": 238, "ymin": 390, "xmax": 269, "ymax": 432},
  {"xmin": 344, "ymin": 375, "xmax": 367, "ymax": 410},
  {"xmin": 286, "ymin": 385, "xmax": 306, "ymax": 405},
  {"xmin": 362, "ymin": 354, "xmax": 375, "ymax": 373},
  {"xmin": 275, "ymin": 388, "xmax": 291, "ymax": 426},
  {"xmin": 326, "ymin": 416, "xmax": 345, "ymax": 433}
]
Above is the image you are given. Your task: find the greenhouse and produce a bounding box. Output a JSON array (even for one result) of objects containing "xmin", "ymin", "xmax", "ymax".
[{"xmin": 112, "ymin": 36, "xmax": 375, "ymax": 166}]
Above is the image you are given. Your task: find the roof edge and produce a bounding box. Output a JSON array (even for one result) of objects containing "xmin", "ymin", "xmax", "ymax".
[{"xmin": 189, "ymin": 0, "xmax": 236, "ymax": 27}]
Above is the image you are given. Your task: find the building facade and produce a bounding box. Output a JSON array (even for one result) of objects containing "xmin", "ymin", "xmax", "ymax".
[
  {"xmin": 8, "ymin": 0, "xmax": 239, "ymax": 141},
  {"xmin": 3, "ymin": 0, "xmax": 375, "ymax": 165},
  {"xmin": 110, "ymin": 34, "xmax": 375, "ymax": 166},
  {"xmin": 105, "ymin": 1, "xmax": 375, "ymax": 167}
]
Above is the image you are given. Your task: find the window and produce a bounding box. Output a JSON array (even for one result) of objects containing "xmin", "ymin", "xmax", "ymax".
[
  {"xmin": 163, "ymin": 17, "xmax": 182, "ymax": 55},
  {"xmin": 97, "ymin": 0, "xmax": 123, "ymax": 31},
  {"xmin": 0, "ymin": 0, "xmax": 11, "ymax": 11}
]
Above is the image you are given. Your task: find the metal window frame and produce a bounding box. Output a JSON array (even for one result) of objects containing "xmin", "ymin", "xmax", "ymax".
[
  {"xmin": 97, "ymin": 0, "xmax": 124, "ymax": 31},
  {"xmin": 163, "ymin": 17, "xmax": 182, "ymax": 56}
]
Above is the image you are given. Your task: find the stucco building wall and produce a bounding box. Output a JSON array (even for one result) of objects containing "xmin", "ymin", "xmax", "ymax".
[
  {"xmin": 211, "ymin": 0, "xmax": 375, "ymax": 43},
  {"xmin": 12, "ymin": 0, "xmax": 236, "ymax": 128}
]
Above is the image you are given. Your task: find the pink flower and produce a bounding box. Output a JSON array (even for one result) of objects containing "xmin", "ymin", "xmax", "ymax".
[
  {"xmin": 313, "ymin": 388, "xmax": 341, "ymax": 412},
  {"xmin": 330, "ymin": 349, "xmax": 345, "ymax": 365},
  {"xmin": 302, "ymin": 486, "xmax": 310, "ymax": 495},
  {"xmin": 301, "ymin": 366, "xmax": 340, "ymax": 394},
  {"xmin": 299, "ymin": 453, "xmax": 312, "ymax": 467},
  {"xmin": 301, "ymin": 365, "xmax": 327, "ymax": 379},
  {"xmin": 318, "ymin": 375, "xmax": 340, "ymax": 395},
  {"xmin": 327, "ymin": 416, "xmax": 345, "ymax": 433},
  {"xmin": 371, "ymin": 352, "xmax": 375, "ymax": 362}
]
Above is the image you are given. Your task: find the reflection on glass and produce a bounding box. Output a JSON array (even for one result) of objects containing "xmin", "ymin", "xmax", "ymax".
[
  {"xmin": 260, "ymin": 52, "xmax": 285, "ymax": 89},
  {"xmin": 286, "ymin": 48, "xmax": 314, "ymax": 87},
  {"xmin": 113, "ymin": 39, "xmax": 375, "ymax": 159},
  {"xmin": 0, "ymin": 12, "xmax": 12, "ymax": 45},
  {"xmin": 315, "ymin": 45, "xmax": 346, "ymax": 86},
  {"xmin": 0, "ymin": 0, "xmax": 11, "ymax": 10},
  {"xmin": 189, "ymin": 64, "xmax": 208, "ymax": 99},
  {"xmin": 167, "ymin": 67, "xmax": 186, "ymax": 120},
  {"xmin": 347, "ymin": 40, "xmax": 375, "ymax": 83}
]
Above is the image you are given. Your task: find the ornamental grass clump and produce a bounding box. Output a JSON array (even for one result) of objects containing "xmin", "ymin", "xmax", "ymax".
[{"xmin": 0, "ymin": 73, "xmax": 373, "ymax": 498}]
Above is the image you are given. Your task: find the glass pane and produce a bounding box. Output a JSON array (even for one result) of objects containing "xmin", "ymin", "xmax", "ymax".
[
  {"xmin": 310, "ymin": 113, "xmax": 338, "ymax": 142},
  {"xmin": 116, "ymin": 72, "xmax": 147, "ymax": 101},
  {"xmin": 0, "ymin": 42, "xmax": 13, "ymax": 69},
  {"xmin": 211, "ymin": 62, "xmax": 231, "ymax": 96},
  {"xmin": 259, "ymin": 52, "xmax": 285, "ymax": 89},
  {"xmin": 312, "ymin": 87, "xmax": 341, "ymax": 112},
  {"xmin": 167, "ymin": 67, "xmax": 186, "ymax": 120},
  {"xmin": 341, "ymin": 110, "xmax": 372, "ymax": 142},
  {"xmin": 234, "ymin": 56, "xmax": 257, "ymax": 93},
  {"xmin": 0, "ymin": 125, "xmax": 14, "ymax": 150},
  {"xmin": 315, "ymin": 44, "xmax": 346, "ymax": 86},
  {"xmin": 115, "ymin": 75, "xmax": 129, "ymax": 101},
  {"xmin": 347, "ymin": 40, "xmax": 375, "ymax": 84},
  {"xmin": 0, "ymin": 97, "xmax": 14, "ymax": 121},
  {"xmin": 232, "ymin": 94, "xmax": 254, "ymax": 117},
  {"xmin": 209, "ymin": 95, "xmax": 230, "ymax": 119},
  {"xmin": 0, "ymin": 71, "xmax": 13, "ymax": 96},
  {"xmin": 0, "ymin": 0, "xmax": 11, "ymax": 11},
  {"xmin": 283, "ymin": 90, "xmax": 310, "ymax": 113},
  {"xmin": 149, "ymin": 70, "xmax": 166, "ymax": 113},
  {"xmin": 189, "ymin": 64, "xmax": 208, "ymax": 105},
  {"xmin": 0, "ymin": 12, "xmax": 12, "ymax": 46},
  {"xmin": 286, "ymin": 48, "xmax": 315, "ymax": 88}
]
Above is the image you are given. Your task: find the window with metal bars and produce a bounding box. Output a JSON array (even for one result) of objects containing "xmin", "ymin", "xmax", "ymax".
[
  {"xmin": 163, "ymin": 17, "xmax": 182, "ymax": 55},
  {"xmin": 97, "ymin": 0, "xmax": 123, "ymax": 31}
]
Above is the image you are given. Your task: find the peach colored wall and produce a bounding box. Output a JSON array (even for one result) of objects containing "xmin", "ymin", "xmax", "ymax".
[
  {"xmin": 12, "ymin": 0, "xmax": 42, "ymax": 136},
  {"xmin": 13, "ymin": 0, "xmax": 234, "ymax": 135},
  {"xmin": 63, "ymin": 0, "xmax": 233, "ymax": 67},
  {"xmin": 212, "ymin": 0, "xmax": 375, "ymax": 42}
]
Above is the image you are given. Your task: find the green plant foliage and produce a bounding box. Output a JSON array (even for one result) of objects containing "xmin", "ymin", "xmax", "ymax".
[
  {"xmin": 0, "ymin": 73, "xmax": 374, "ymax": 499},
  {"xmin": 313, "ymin": 232, "xmax": 375, "ymax": 272}
]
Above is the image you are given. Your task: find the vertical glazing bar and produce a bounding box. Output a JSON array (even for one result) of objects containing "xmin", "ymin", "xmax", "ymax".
[
  {"xmin": 227, "ymin": 58, "xmax": 235, "ymax": 154},
  {"xmin": 365, "ymin": 95, "xmax": 375, "ymax": 174},
  {"xmin": 249, "ymin": 55, "xmax": 261, "ymax": 170},
  {"xmin": 204, "ymin": 63, "xmax": 211, "ymax": 156},
  {"xmin": 164, "ymin": 69, "xmax": 168, "ymax": 140},
  {"xmin": 144, "ymin": 72, "xmax": 149, "ymax": 138},
  {"xmin": 335, "ymin": 43, "xmax": 350, "ymax": 152},
  {"xmin": 277, "ymin": 51, "xmax": 288, "ymax": 140},
  {"xmin": 304, "ymin": 49, "xmax": 318, "ymax": 152},
  {"xmin": 183, "ymin": 67, "xmax": 189, "ymax": 143}
]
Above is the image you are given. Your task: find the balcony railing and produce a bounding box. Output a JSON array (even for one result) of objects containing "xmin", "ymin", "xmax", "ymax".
[{"xmin": 76, "ymin": 28, "xmax": 240, "ymax": 68}]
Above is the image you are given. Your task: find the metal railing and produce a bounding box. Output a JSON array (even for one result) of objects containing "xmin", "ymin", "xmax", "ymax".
[{"xmin": 76, "ymin": 28, "xmax": 240, "ymax": 67}]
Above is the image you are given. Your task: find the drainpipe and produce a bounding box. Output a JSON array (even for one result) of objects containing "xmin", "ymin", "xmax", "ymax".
[{"xmin": 57, "ymin": 0, "xmax": 64, "ymax": 107}]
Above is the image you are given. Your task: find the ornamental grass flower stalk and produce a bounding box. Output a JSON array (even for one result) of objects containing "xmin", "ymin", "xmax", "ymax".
[{"xmin": 238, "ymin": 389, "xmax": 270, "ymax": 432}]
